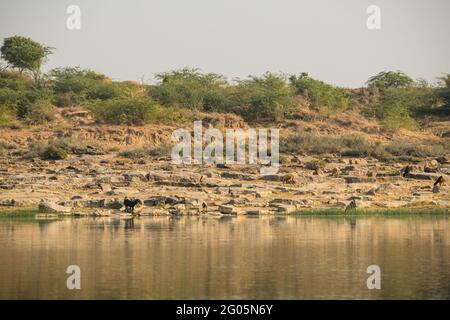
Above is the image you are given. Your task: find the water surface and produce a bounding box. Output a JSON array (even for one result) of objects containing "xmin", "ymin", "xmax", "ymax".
[{"xmin": 0, "ymin": 215, "xmax": 449, "ymax": 299}]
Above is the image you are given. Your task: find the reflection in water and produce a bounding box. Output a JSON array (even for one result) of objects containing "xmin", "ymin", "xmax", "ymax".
[{"xmin": 0, "ymin": 215, "xmax": 449, "ymax": 299}]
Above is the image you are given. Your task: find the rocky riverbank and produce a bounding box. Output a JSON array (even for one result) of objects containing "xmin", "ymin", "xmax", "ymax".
[{"xmin": 1, "ymin": 151, "xmax": 449, "ymax": 216}]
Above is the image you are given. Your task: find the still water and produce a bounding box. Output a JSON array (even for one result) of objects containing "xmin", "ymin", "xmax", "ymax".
[{"xmin": 0, "ymin": 215, "xmax": 449, "ymax": 299}]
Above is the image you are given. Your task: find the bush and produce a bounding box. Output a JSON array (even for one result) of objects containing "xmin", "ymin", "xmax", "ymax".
[
  {"xmin": 146, "ymin": 104, "xmax": 195, "ymax": 124},
  {"xmin": 148, "ymin": 142, "xmax": 173, "ymax": 157},
  {"xmin": 281, "ymin": 131, "xmax": 392, "ymax": 160},
  {"xmin": 234, "ymin": 72, "xmax": 295, "ymax": 122},
  {"xmin": 0, "ymin": 105, "xmax": 15, "ymax": 125},
  {"xmin": 89, "ymin": 96, "xmax": 194, "ymax": 125},
  {"xmin": 40, "ymin": 145, "xmax": 67, "ymax": 160},
  {"xmin": 22, "ymin": 99, "xmax": 56, "ymax": 124},
  {"xmin": 305, "ymin": 160, "xmax": 324, "ymax": 170},
  {"xmin": 289, "ymin": 73, "xmax": 352, "ymax": 112},
  {"xmin": 385, "ymin": 139, "xmax": 449, "ymax": 158},
  {"xmin": 150, "ymin": 68, "xmax": 231, "ymax": 112},
  {"xmin": 88, "ymin": 97, "xmax": 154, "ymax": 125},
  {"xmin": 50, "ymin": 67, "xmax": 115, "ymax": 107},
  {"xmin": 365, "ymin": 87, "xmax": 438, "ymax": 130},
  {"xmin": 280, "ymin": 130, "xmax": 372, "ymax": 155}
]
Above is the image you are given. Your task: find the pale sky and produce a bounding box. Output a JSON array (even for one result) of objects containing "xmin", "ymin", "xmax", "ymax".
[{"xmin": 0, "ymin": 0, "xmax": 449, "ymax": 87}]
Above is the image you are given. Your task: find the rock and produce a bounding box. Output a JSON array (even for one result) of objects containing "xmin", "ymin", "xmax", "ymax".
[
  {"xmin": 225, "ymin": 198, "xmax": 248, "ymax": 205},
  {"xmin": 219, "ymin": 205, "xmax": 238, "ymax": 214},
  {"xmin": 343, "ymin": 176, "xmax": 376, "ymax": 183},
  {"xmin": 270, "ymin": 198, "xmax": 304, "ymax": 206},
  {"xmin": 104, "ymin": 198, "xmax": 123, "ymax": 209},
  {"xmin": 144, "ymin": 195, "xmax": 185, "ymax": 206},
  {"xmin": 222, "ymin": 171, "xmax": 256, "ymax": 181},
  {"xmin": 405, "ymin": 172, "xmax": 440, "ymax": 180},
  {"xmin": 313, "ymin": 168, "xmax": 323, "ymax": 176},
  {"xmin": 330, "ymin": 167, "xmax": 341, "ymax": 177},
  {"xmin": 259, "ymin": 174, "xmax": 284, "ymax": 182},
  {"xmin": 424, "ymin": 167, "xmax": 439, "ymax": 173},
  {"xmin": 256, "ymin": 190, "xmax": 272, "ymax": 198},
  {"xmin": 246, "ymin": 208, "xmax": 270, "ymax": 215},
  {"xmin": 99, "ymin": 183, "xmax": 112, "ymax": 192},
  {"xmin": 38, "ymin": 200, "xmax": 71, "ymax": 213},
  {"xmin": 0, "ymin": 199, "xmax": 17, "ymax": 206},
  {"xmin": 123, "ymin": 171, "xmax": 148, "ymax": 183},
  {"xmin": 87, "ymin": 199, "xmax": 105, "ymax": 208},
  {"xmin": 92, "ymin": 209, "xmax": 111, "ymax": 216},
  {"xmin": 432, "ymin": 185, "xmax": 440, "ymax": 193},
  {"xmin": 336, "ymin": 201, "xmax": 347, "ymax": 208},
  {"xmin": 436, "ymin": 156, "xmax": 449, "ymax": 164},
  {"xmin": 275, "ymin": 204, "xmax": 296, "ymax": 213}
]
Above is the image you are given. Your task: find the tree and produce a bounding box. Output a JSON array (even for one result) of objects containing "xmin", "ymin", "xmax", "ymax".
[
  {"xmin": 0, "ymin": 36, "xmax": 53, "ymax": 82},
  {"xmin": 366, "ymin": 71, "xmax": 413, "ymax": 89}
]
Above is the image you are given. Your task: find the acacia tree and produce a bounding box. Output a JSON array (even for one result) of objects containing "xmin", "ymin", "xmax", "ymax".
[
  {"xmin": 366, "ymin": 71, "xmax": 413, "ymax": 89},
  {"xmin": 0, "ymin": 36, "xmax": 53, "ymax": 82}
]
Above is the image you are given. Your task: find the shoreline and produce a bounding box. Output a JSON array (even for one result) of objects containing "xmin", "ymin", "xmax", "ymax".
[{"xmin": 1, "ymin": 207, "xmax": 449, "ymax": 218}]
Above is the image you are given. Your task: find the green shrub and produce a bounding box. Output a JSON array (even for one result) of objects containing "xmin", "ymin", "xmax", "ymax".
[
  {"xmin": 234, "ymin": 72, "xmax": 295, "ymax": 122},
  {"xmin": 22, "ymin": 99, "xmax": 56, "ymax": 124},
  {"xmin": 281, "ymin": 130, "xmax": 372, "ymax": 155},
  {"xmin": 289, "ymin": 73, "xmax": 352, "ymax": 112},
  {"xmin": 23, "ymin": 140, "xmax": 67, "ymax": 160},
  {"xmin": 385, "ymin": 139, "xmax": 449, "ymax": 158},
  {"xmin": 281, "ymin": 131, "xmax": 393, "ymax": 160},
  {"xmin": 148, "ymin": 142, "xmax": 173, "ymax": 157},
  {"xmin": 50, "ymin": 67, "xmax": 115, "ymax": 107},
  {"xmin": 365, "ymin": 87, "xmax": 438, "ymax": 130},
  {"xmin": 40, "ymin": 145, "xmax": 67, "ymax": 160},
  {"xmin": 89, "ymin": 96, "xmax": 194, "ymax": 125},
  {"xmin": 146, "ymin": 104, "xmax": 194, "ymax": 124},
  {"xmin": 88, "ymin": 97, "xmax": 154, "ymax": 125},
  {"xmin": 0, "ymin": 105, "xmax": 15, "ymax": 125},
  {"xmin": 150, "ymin": 68, "xmax": 231, "ymax": 112}
]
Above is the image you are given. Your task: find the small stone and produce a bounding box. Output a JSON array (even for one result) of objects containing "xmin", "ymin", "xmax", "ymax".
[{"xmin": 99, "ymin": 183, "xmax": 112, "ymax": 192}]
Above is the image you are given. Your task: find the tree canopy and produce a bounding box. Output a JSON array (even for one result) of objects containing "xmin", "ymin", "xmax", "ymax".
[
  {"xmin": 366, "ymin": 71, "xmax": 413, "ymax": 89},
  {"xmin": 0, "ymin": 36, "xmax": 53, "ymax": 81}
]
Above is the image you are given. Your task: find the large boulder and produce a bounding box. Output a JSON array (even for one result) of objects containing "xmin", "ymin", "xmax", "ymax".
[{"xmin": 38, "ymin": 200, "xmax": 72, "ymax": 213}]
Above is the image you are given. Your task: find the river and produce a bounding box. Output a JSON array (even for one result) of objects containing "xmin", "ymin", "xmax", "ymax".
[{"xmin": 0, "ymin": 215, "xmax": 449, "ymax": 299}]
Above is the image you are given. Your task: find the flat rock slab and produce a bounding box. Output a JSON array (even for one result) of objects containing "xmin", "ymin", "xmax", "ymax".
[
  {"xmin": 343, "ymin": 176, "xmax": 377, "ymax": 183},
  {"xmin": 405, "ymin": 172, "xmax": 440, "ymax": 180}
]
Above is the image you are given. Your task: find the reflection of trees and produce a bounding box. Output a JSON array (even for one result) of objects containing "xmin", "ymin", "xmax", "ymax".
[{"xmin": 0, "ymin": 216, "xmax": 449, "ymax": 299}]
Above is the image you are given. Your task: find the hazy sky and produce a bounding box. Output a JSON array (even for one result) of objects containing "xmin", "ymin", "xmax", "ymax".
[{"xmin": 0, "ymin": 0, "xmax": 449, "ymax": 87}]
